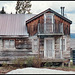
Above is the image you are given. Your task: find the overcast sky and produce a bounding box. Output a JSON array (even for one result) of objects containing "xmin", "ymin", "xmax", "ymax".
[{"xmin": 0, "ymin": 1, "xmax": 75, "ymax": 33}]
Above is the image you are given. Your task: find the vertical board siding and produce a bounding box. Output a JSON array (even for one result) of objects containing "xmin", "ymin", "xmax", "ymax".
[{"xmin": 27, "ymin": 12, "xmax": 70, "ymax": 36}]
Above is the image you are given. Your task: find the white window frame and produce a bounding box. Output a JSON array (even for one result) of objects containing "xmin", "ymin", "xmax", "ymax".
[
  {"xmin": 4, "ymin": 40, "xmax": 9, "ymax": 48},
  {"xmin": 4, "ymin": 39, "xmax": 15, "ymax": 48},
  {"xmin": 9, "ymin": 39, "xmax": 15, "ymax": 48},
  {"xmin": 32, "ymin": 38, "xmax": 38, "ymax": 53},
  {"xmin": 44, "ymin": 13, "xmax": 54, "ymax": 33},
  {"xmin": 60, "ymin": 37, "xmax": 66, "ymax": 51}
]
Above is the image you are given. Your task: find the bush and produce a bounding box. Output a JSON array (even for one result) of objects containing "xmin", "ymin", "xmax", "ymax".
[
  {"xmin": 26, "ymin": 57, "xmax": 34, "ymax": 67},
  {"xmin": 25, "ymin": 56, "xmax": 42, "ymax": 68},
  {"xmin": 33, "ymin": 57, "xmax": 42, "ymax": 68},
  {"xmin": 44, "ymin": 62, "xmax": 53, "ymax": 67},
  {"xmin": 12, "ymin": 58, "xmax": 26, "ymax": 68},
  {"xmin": 2, "ymin": 62, "xmax": 8, "ymax": 67},
  {"xmin": 12, "ymin": 57, "xmax": 42, "ymax": 68}
]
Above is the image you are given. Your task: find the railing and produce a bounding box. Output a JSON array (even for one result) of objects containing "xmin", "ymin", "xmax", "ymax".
[{"xmin": 38, "ymin": 23, "xmax": 64, "ymax": 35}]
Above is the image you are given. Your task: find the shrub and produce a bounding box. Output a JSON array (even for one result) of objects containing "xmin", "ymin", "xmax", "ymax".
[
  {"xmin": 12, "ymin": 58, "xmax": 26, "ymax": 68},
  {"xmin": 25, "ymin": 57, "xmax": 34, "ymax": 67},
  {"xmin": 25, "ymin": 56, "xmax": 42, "ymax": 68},
  {"xmin": 2, "ymin": 62, "xmax": 8, "ymax": 67},
  {"xmin": 33, "ymin": 56, "xmax": 42, "ymax": 68},
  {"xmin": 44, "ymin": 62, "xmax": 53, "ymax": 67}
]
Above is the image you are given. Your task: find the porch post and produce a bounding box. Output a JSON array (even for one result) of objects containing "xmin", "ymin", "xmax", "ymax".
[
  {"xmin": 61, "ymin": 36, "xmax": 63, "ymax": 59},
  {"xmin": 38, "ymin": 35, "xmax": 40, "ymax": 68},
  {"xmin": 2, "ymin": 39, "xmax": 4, "ymax": 50}
]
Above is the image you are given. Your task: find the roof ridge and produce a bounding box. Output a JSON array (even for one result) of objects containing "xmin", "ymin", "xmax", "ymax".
[{"xmin": 26, "ymin": 8, "xmax": 72, "ymax": 24}]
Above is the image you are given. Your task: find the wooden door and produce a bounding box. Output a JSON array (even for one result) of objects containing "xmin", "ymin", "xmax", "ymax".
[{"xmin": 44, "ymin": 38, "xmax": 54, "ymax": 58}]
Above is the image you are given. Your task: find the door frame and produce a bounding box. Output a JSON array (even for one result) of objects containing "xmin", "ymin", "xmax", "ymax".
[{"xmin": 44, "ymin": 38, "xmax": 55, "ymax": 58}]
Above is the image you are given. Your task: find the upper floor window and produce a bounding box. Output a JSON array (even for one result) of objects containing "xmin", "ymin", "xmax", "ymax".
[{"xmin": 44, "ymin": 13, "xmax": 54, "ymax": 33}]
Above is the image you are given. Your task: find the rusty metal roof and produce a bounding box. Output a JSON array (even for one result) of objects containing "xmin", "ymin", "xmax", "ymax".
[{"xmin": 0, "ymin": 14, "xmax": 35, "ymax": 36}]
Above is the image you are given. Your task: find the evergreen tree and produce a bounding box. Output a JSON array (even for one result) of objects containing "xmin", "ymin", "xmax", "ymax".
[{"xmin": 15, "ymin": 0, "xmax": 32, "ymax": 14}]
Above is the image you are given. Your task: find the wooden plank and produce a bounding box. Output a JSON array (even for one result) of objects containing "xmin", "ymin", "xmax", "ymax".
[{"xmin": 41, "ymin": 58, "xmax": 64, "ymax": 62}]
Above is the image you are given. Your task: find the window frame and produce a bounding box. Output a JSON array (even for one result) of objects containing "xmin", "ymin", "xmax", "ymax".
[
  {"xmin": 4, "ymin": 39, "xmax": 15, "ymax": 48},
  {"xmin": 44, "ymin": 13, "xmax": 54, "ymax": 33},
  {"xmin": 60, "ymin": 37, "xmax": 66, "ymax": 51}
]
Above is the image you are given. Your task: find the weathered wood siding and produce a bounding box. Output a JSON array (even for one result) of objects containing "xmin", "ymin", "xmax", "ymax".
[
  {"xmin": 54, "ymin": 36, "xmax": 61, "ymax": 58},
  {"xmin": 0, "ymin": 37, "xmax": 44, "ymax": 64},
  {"xmin": 62, "ymin": 35, "xmax": 70, "ymax": 59},
  {"xmin": 26, "ymin": 12, "xmax": 70, "ymax": 36},
  {"xmin": 54, "ymin": 35, "xmax": 70, "ymax": 59}
]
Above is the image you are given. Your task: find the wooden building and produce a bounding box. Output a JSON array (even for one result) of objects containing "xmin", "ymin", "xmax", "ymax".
[
  {"xmin": 26, "ymin": 8, "xmax": 72, "ymax": 66},
  {"xmin": 0, "ymin": 8, "xmax": 72, "ymax": 65}
]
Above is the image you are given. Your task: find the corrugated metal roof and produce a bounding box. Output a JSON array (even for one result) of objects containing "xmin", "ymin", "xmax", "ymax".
[{"xmin": 0, "ymin": 14, "xmax": 35, "ymax": 36}]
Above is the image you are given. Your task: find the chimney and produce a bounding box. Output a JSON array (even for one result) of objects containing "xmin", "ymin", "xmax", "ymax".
[
  {"xmin": 2, "ymin": 7, "xmax": 4, "ymax": 11},
  {"xmin": 0, "ymin": 6, "xmax": 6, "ymax": 14},
  {"xmin": 62, "ymin": 7, "xmax": 65, "ymax": 16},
  {"xmin": 60, "ymin": 7, "xmax": 65, "ymax": 16},
  {"xmin": 60, "ymin": 7, "xmax": 63, "ymax": 15}
]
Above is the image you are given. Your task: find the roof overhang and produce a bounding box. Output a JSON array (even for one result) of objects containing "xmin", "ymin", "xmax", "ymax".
[
  {"xmin": 26, "ymin": 8, "xmax": 72, "ymax": 24},
  {"xmin": 0, "ymin": 35, "xmax": 29, "ymax": 38}
]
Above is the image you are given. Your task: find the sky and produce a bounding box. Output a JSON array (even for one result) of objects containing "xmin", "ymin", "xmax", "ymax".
[{"xmin": 0, "ymin": 1, "xmax": 75, "ymax": 33}]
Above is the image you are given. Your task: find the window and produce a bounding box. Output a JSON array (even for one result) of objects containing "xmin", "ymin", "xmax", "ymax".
[
  {"xmin": 44, "ymin": 13, "xmax": 54, "ymax": 33},
  {"xmin": 4, "ymin": 39, "xmax": 15, "ymax": 48},
  {"xmin": 34, "ymin": 39, "xmax": 37, "ymax": 45},
  {"xmin": 10, "ymin": 40, "xmax": 15, "ymax": 48},
  {"xmin": 60, "ymin": 38, "xmax": 66, "ymax": 51},
  {"xmin": 0, "ymin": 39, "xmax": 2, "ymax": 47},
  {"xmin": 4, "ymin": 40, "xmax": 9, "ymax": 48},
  {"xmin": 34, "ymin": 45, "xmax": 37, "ymax": 51},
  {"xmin": 33, "ymin": 39, "xmax": 38, "ymax": 51}
]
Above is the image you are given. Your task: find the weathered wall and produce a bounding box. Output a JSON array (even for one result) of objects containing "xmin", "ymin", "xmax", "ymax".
[
  {"xmin": 62, "ymin": 35, "xmax": 70, "ymax": 59},
  {"xmin": 54, "ymin": 35, "xmax": 70, "ymax": 59},
  {"xmin": 27, "ymin": 12, "xmax": 70, "ymax": 36}
]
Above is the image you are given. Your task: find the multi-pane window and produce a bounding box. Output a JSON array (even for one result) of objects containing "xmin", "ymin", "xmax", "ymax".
[
  {"xmin": 4, "ymin": 40, "xmax": 9, "ymax": 48},
  {"xmin": 60, "ymin": 38, "xmax": 66, "ymax": 51},
  {"xmin": 0, "ymin": 39, "xmax": 2, "ymax": 47},
  {"xmin": 4, "ymin": 39, "xmax": 15, "ymax": 48},
  {"xmin": 10, "ymin": 40, "xmax": 15, "ymax": 48},
  {"xmin": 44, "ymin": 13, "xmax": 54, "ymax": 33},
  {"xmin": 34, "ymin": 39, "xmax": 38, "ymax": 51}
]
